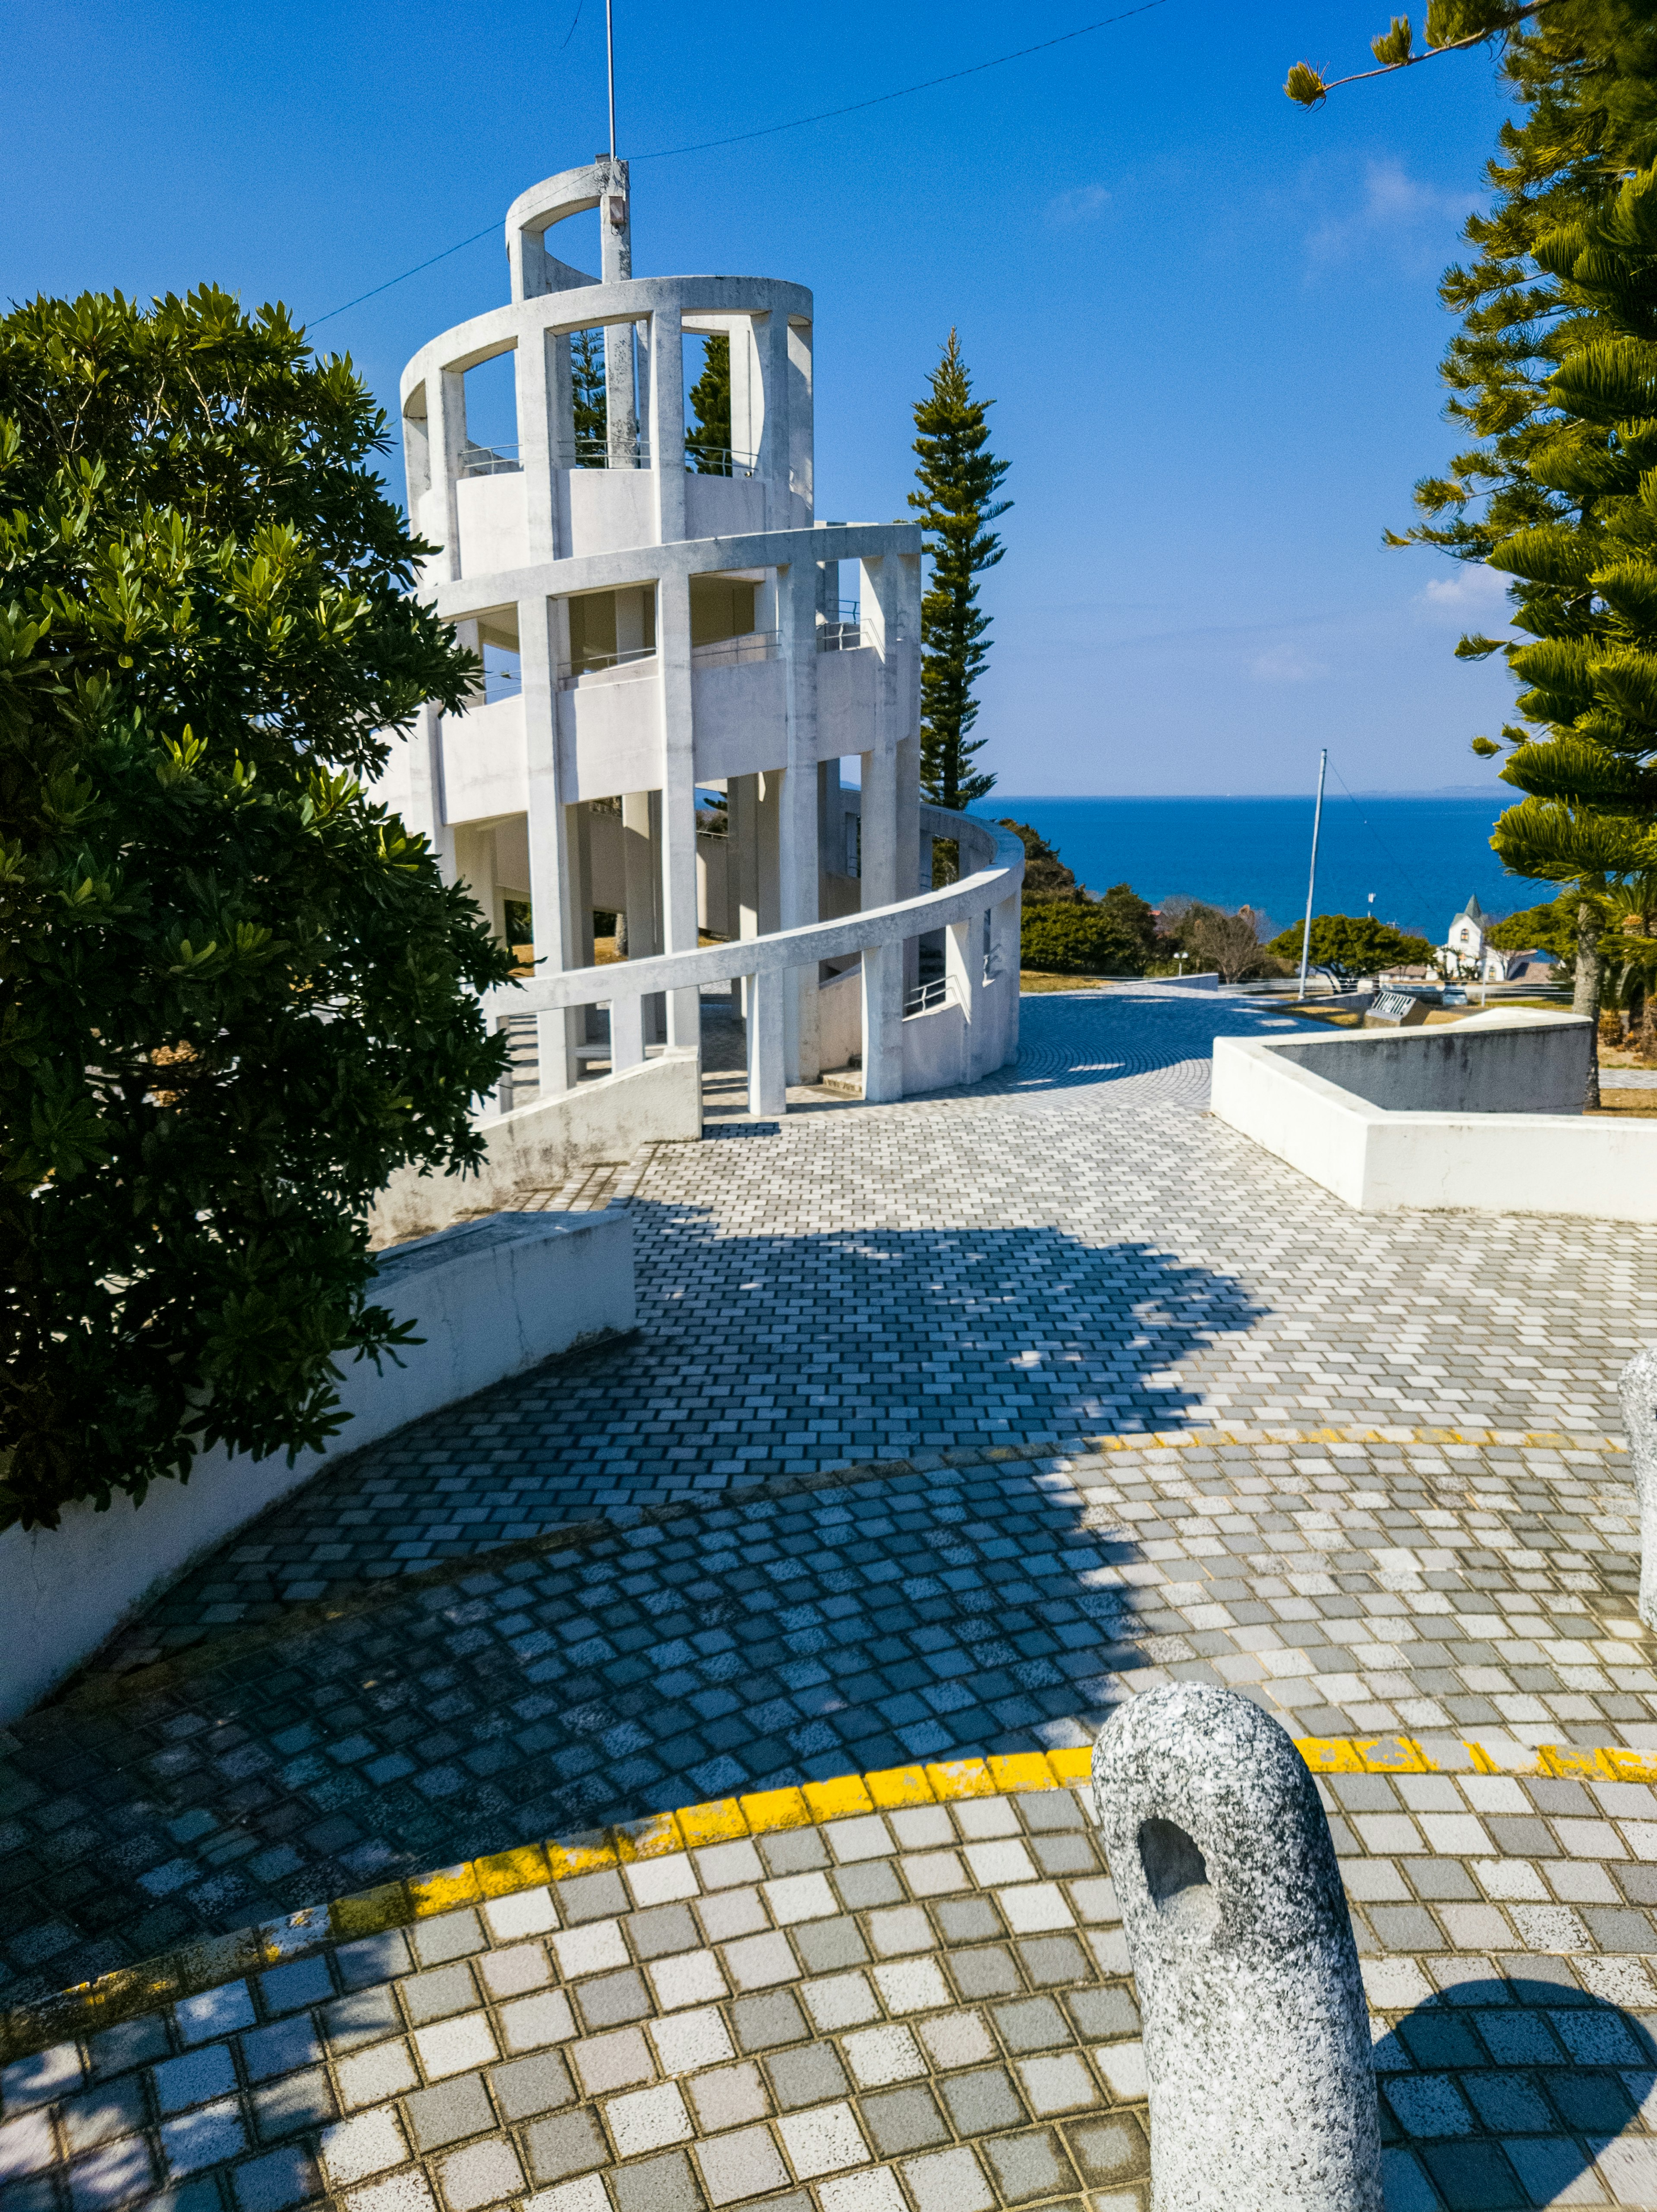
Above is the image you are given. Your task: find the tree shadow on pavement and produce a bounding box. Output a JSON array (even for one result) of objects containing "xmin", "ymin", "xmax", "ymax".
[
  {"xmin": 1376, "ymin": 1976, "xmax": 1657, "ymax": 2209},
  {"xmin": 0, "ymin": 1235, "xmax": 1264, "ymax": 2004}
]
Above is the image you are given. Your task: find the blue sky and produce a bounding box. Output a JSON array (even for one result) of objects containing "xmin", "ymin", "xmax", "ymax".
[{"xmin": 8, "ymin": 0, "xmax": 1529, "ymax": 795}]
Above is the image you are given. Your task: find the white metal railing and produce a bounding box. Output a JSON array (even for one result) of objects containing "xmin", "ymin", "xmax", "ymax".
[
  {"xmin": 482, "ymin": 807, "xmax": 1024, "ymax": 1119},
  {"xmin": 692, "ymin": 630, "xmax": 779, "ymax": 669},
  {"xmin": 573, "ymin": 436, "xmax": 653, "ymax": 471},
  {"xmin": 685, "ymin": 444, "xmax": 759, "ymax": 477},
  {"xmin": 461, "ymin": 439, "xmax": 765, "ymax": 480},
  {"xmin": 557, "ymin": 646, "xmax": 658, "ymax": 687},
  {"xmin": 460, "ymin": 442, "xmax": 522, "ymax": 477}
]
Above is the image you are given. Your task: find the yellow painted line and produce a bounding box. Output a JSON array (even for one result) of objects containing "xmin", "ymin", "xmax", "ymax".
[
  {"xmin": 1079, "ymin": 1424, "xmax": 1624, "ymax": 1455},
  {"xmin": 6, "ymin": 1731, "xmax": 1646, "ymax": 2066}
]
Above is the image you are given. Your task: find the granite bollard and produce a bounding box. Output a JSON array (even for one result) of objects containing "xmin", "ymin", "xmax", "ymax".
[
  {"xmin": 1619, "ymin": 1345, "xmax": 1657, "ymax": 1629},
  {"xmin": 1091, "ymin": 1683, "xmax": 1382, "ymax": 2212}
]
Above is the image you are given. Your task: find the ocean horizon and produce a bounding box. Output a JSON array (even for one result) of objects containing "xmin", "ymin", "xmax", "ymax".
[{"xmin": 972, "ymin": 793, "xmax": 1557, "ymax": 945}]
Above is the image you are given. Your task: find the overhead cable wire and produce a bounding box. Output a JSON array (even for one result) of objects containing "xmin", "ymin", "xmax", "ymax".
[
  {"xmin": 630, "ymin": 0, "xmax": 1172, "ymax": 160},
  {"xmin": 1326, "ymin": 756, "xmax": 1442, "ymax": 925},
  {"xmin": 304, "ymin": 0, "xmax": 1172, "ymax": 328}
]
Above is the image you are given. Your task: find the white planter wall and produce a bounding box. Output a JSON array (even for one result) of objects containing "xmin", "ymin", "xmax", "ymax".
[
  {"xmin": 1211, "ymin": 1010, "xmax": 1657, "ymax": 1220},
  {"xmin": 0, "ymin": 1209, "xmax": 634, "ymax": 1723}
]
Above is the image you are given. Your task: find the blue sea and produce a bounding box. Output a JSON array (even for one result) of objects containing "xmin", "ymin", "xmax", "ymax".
[{"xmin": 975, "ymin": 794, "xmax": 1556, "ymax": 944}]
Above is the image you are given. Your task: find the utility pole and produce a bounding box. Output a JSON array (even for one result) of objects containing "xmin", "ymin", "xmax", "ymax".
[{"xmin": 1298, "ymin": 748, "xmax": 1327, "ymax": 999}]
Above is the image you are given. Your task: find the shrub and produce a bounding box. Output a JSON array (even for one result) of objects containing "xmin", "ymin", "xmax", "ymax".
[
  {"xmin": 0, "ymin": 286, "xmax": 511, "ymax": 1529},
  {"xmin": 1021, "ymin": 901, "xmax": 1144, "ymax": 975}
]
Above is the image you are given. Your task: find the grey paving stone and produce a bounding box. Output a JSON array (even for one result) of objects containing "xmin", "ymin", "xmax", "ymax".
[
  {"xmin": 939, "ymin": 2065, "xmax": 1025, "ymax": 2136},
  {"xmin": 405, "ymin": 2074, "xmax": 493, "ymax": 2152},
  {"xmin": 980, "ymin": 2127, "xmax": 1075, "ymax": 2205},
  {"xmin": 522, "ymin": 2107, "xmax": 608, "ymax": 2185},
  {"xmin": 730, "ymin": 1994, "xmax": 808, "ymax": 2054},
  {"xmin": 861, "ymin": 2084, "xmax": 950, "ymax": 2156},
  {"xmin": 762, "ymin": 2043, "xmax": 846, "ymax": 2110}
]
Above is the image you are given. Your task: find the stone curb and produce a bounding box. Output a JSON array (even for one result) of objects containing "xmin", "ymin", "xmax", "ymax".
[
  {"xmin": 52, "ymin": 1422, "xmax": 1627, "ymax": 1716},
  {"xmin": 8, "ymin": 1730, "xmax": 1657, "ymax": 2071}
]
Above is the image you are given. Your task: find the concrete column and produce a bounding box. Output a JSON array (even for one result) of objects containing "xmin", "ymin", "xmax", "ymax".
[
  {"xmin": 732, "ymin": 773, "xmax": 760, "ymax": 1017},
  {"xmin": 517, "ymin": 328, "xmax": 559, "ymax": 567},
  {"xmin": 648, "ymin": 305, "xmax": 686, "ymax": 546},
  {"xmin": 756, "ymin": 309, "xmax": 791, "ymax": 531},
  {"xmin": 657, "ymin": 570, "xmax": 699, "ymax": 1048},
  {"xmin": 621, "ymin": 792, "xmax": 660, "ymax": 956},
  {"xmin": 728, "ymin": 317, "xmax": 759, "ymax": 473},
  {"xmin": 454, "ymin": 824, "xmax": 504, "ymax": 943},
  {"xmin": 549, "ymin": 333, "xmax": 576, "ymax": 485},
  {"xmin": 426, "ymin": 368, "xmax": 467, "ymax": 584},
  {"xmin": 779, "ymin": 560, "xmax": 820, "ymax": 1085},
  {"xmin": 406, "ymin": 702, "xmax": 455, "ymax": 884},
  {"xmin": 945, "ymin": 915, "xmax": 982, "ymax": 1083},
  {"xmin": 860, "ymin": 941, "xmax": 904, "ymax": 1104},
  {"xmin": 622, "ymin": 789, "xmax": 666, "ymax": 1045},
  {"xmin": 755, "ymin": 770, "xmax": 782, "ymax": 933},
  {"xmin": 610, "ymin": 987, "xmax": 645, "ymax": 1073},
  {"xmin": 634, "ymin": 317, "xmax": 652, "ymax": 465},
  {"xmin": 598, "ymin": 157, "xmax": 636, "ymax": 469},
  {"xmin": 787, "ymin": 318, "xmax": 814, "ymax": 519},
  {"xmin": 860, "ymin": 743, "xmax": 898, "ymax": 910},
  {"xmin": 747, "ymin": 966, "xmax": 787, "ymax": 1117},
  {"xmin": 990, "ymin": 892, "xmax": 1022, "ymax": 1070},
  {"xmin": 521, "ymin": 592, "xmax": 580, "ymax": 1095}
]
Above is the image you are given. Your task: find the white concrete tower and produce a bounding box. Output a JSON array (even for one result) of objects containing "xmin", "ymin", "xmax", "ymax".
[{"xmin": 378, "ymin": 156, "xmax": 936, "ymax": 1106}]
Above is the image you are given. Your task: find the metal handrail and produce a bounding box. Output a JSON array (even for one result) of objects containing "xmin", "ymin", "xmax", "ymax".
[
  {"xmin": 904, "ymin": 975, "xmax": 952, "ymax": 1017},
  {"xmin": 459, "ymin": 442, "xmax": 522, "ymax": 478},
  {"xmin": 557, "ymin": 645, "xmax": 657, "ymax": 687},
  {"xmin": 691, "ymin": 630, "xmax": 779, "ymax": 668},
  {"xmin": 573, "ymin": 436, "xmax": 654, "ymax": 471}
]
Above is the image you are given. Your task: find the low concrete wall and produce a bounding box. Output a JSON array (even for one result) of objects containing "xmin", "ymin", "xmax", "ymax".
[
  {"xmin": 369, "ymin": 1050, "xmax": 700, "ymax": 1245},
  {"xmin": 0, "ymin": 1211, "xmax": 634, "ymax": 1723},
  {"xmin": 819, "ymin": 966, "xmax": 862, "ymax": 1073},
  {"xmin": 1269, "ymin": 1013, "xmax": 1591, "ymax": 1114},
  {"xmin": 1212, "ymin": 1010, "xmax": 1657, "ymax": 1220}
]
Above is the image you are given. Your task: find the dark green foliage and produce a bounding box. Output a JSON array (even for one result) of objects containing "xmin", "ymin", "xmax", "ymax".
[
  {"xmin": 910, "ymin": 333, "xmax": 1010, "ymax": 812},
  {"xmin": 571, "ymin": 328, "xmax": 606, "ymax": 464},
  {"xmin": 1099, "ymin": 882, "xmax": 1160, "ymax": 965},
  {"xmin": 686, "ymin": 334, "xmax": 732, "ymax": 474},
  {"xmin": 1265, "ymin": 914, "xmax": 1436, "ymax": 976},
  {"xmin": 1021, "ymin": 901, "xmax": 1147, "ymax": 976},
  {"xmin": 0, "ymin": 285, "xmax": 511, "ymax": 1529},
  {"xmin": 997, "ymin": 818, "xmax": 1085, "ymax": 901},
  {"xmin": 1487, "ymin": 894, "xmax": 1578, "ymax": 947},
  {"xmin": 1374, "ymin": 6, "xmax": 1657, "ymax": 1097}
]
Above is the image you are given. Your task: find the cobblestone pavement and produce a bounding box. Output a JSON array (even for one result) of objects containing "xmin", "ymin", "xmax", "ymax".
[
  {"xmin": 12, "ymin": 1752, "xmax": 1657, "ymax": 2212},
  {"xmin": 122, "ymin": 989, "xmax": 1657, "ymax": 1644},
  {"xmin": 1, "ymin": 1431, "xmax": 1649, "ymax": 2007},
  {"xmin": 5, "ymin": 989, "xmax": 1657, "ymax": 2209}
]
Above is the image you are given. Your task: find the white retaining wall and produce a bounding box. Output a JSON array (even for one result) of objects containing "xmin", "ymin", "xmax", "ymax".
[
  {"xmin": 0, "ymin": 1210, "xmax": 634, "ymax": 1724},
  {"xmin": 1212, "ymin": 1009, "xmax": 1657, "ymax": 1219},
  {"xmin": 369, "ymin": 1051, "xmax": 700, "ymax": 1245}
]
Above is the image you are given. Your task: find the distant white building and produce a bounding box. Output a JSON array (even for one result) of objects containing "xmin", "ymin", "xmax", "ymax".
[{"xmin": 1440, "ymin": 894, "xmax": 1556, "ymax": 985}]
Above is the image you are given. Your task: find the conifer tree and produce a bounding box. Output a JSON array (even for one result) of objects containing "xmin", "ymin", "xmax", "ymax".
[
  {"xmin": 909, "ymin": 333, "xmax": 1011, "ymax": 812},
  {"xmin": 1285, "ymin": 0, "xmax": 1657, "ymax": 1103},
  {"xmin": 571, "ymin": 327, "xmax": 606, "ymax": 463},
  {"xmin": 686, "ymin": 334, "xmax": 732, "ymax": 474}
]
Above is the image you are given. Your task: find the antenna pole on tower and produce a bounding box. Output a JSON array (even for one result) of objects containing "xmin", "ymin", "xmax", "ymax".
[{"xmin": 606, "ymin": 0, "xmax": 616, "ymax": 159}]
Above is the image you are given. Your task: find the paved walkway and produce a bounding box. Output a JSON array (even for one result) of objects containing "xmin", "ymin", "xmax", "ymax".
[{"xmin": 3, "ymin": 988, "xmax": 1657, "ymax": 2210}]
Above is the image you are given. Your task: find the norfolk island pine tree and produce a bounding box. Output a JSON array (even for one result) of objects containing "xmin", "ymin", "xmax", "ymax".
[{"xmin": 1286, "ymin": 0, "xmax": 1657, "ymax": 1104}]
